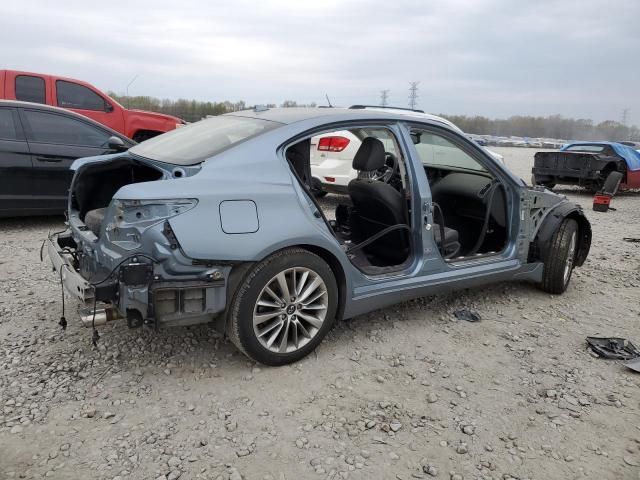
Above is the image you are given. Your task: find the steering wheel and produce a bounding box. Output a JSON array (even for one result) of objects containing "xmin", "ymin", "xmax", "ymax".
[{"xmin": 371, "ymin": 152, "xmax": 399, "ymax": 183}]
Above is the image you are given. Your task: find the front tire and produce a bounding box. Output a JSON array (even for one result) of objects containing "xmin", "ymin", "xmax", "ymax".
[
  {"xmin": 227, "ymin": 248, "xmax": 338, "ymax": 366},
  {"xmin": 539, "ymin": 218, "xmax": 578, "ymax": 294}
]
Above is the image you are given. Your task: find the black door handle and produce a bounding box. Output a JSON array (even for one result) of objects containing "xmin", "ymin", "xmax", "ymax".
[{"xmin": 35, "ymin": 156, "xmax": 63, "ymax": 163}]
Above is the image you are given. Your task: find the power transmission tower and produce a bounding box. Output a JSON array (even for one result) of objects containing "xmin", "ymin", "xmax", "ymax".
[
  {"xmin": 408, "ymin": 82, "xmax": 419, "ymax": 110},
  {"xmin": 380, "ymin": 89, "xmax": 390, "ymax": 106},
  {"xmin": 621, "ymin": 108, "xmax": 629, "ymax": 126}
]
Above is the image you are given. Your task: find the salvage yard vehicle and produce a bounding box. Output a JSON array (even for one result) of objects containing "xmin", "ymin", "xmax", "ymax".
[
  {"xmin": 47, "ymin": 107, "xmax": 591, "ymax": 365},
  {"xmin": 0, "ymin": 70, "xmax": 185, "ymax": 142},
  {"xmin": 0, "ymin": 100, "xmax": 135, "ymax": 217},
  {"xmin": 532, "ymin": 141, "xmax": 640, "ymax": 192}
]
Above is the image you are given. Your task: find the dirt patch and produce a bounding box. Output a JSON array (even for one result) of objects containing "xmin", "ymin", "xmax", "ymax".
[{"xmin": 1, "ymin": 148, "xmax": 639, "ymax": 480}]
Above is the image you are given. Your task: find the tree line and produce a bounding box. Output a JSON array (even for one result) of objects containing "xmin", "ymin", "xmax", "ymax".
[
  {"xmin": 108, "ymin": 92, "xmax": 638, "ymax": 141},
  {"xmin": 438, "ymin": 114, "xmax": 639, "ymax": 141}
]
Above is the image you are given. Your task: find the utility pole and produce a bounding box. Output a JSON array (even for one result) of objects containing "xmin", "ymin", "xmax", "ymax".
[
  {"xmin": 126, "ymin": 75, "xmax": 139, "ymax": 109},
  {"xmin": 408, "ymin": 81, "xmax": 419, "ymax": 110},
  {"xmin": 380, "ymin": 89, "xmax": 389, "ymax": 107}
]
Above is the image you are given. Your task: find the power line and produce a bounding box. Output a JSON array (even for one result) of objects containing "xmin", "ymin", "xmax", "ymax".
[
  {"xmin": 408, "ymin": 81, "xmax": 420, "ymax": 110},
  {"xmin": 380, "ymin": 89, "xmax": 389, "ymax": 107}
]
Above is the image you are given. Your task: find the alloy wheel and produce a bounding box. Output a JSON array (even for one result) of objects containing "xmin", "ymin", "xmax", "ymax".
[
  {"xmin": 253, "ymin": 267, "xmax": 328, "ymax": 354},
  {"xmin": 563, "ymin": 231, "xmax": 576, "ymax": 284}
]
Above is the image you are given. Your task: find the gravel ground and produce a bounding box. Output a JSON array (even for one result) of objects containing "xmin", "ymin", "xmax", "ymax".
[{"xmin": 1, "ymin": 147, "xmax": 639, "ymax": 480}]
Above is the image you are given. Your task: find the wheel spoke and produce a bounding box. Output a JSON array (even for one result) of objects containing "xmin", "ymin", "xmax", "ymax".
[
  {"xmin": 291, "ymin": 321, "xmax": 299, "ymax": 349},
  {"xmin": 292, "ymin": 268, "xmax": 298, "ymax": 297},
  {"xmin": 253, "ymin": 309, "xmax": 284, "ymax": 326},
  {"xmin": 257, "ymin": 318, "xmax": 283, "ymax": 338},
  {"xmin": 298, "ymin": 276, "xmax": 322, "ymax": 303},
  {"xmin": 266, "ymin": 322, "xmax": 284, "ymax": 348},
  {"xmin": 296, "ymin": 270, "xmax": 310, "ymax": 296},
  {"xmin": 276, "ymin": 272, "xmax": 291, "ymax": 302},
  {"xmin": 257, "ymin": 299, "xmax": 282, "ymax": 308},
  {"xmin": 264, "ymin": 286, "xmax": 283, "ymax": 304},
  {"xmin": 302, "ymin": 303, "xmax": 327, "ymax": 311},
  {"xmin": 278, "ymin": 320, "xmax": 290, "ymax": 353},
  {"xmin": 296, "ymin": 311, "xmax": 323, "ymax": 329},
  {"xmin": 301, "ymin": 289, "xmax": 326, "ymax": 306},
  {"xmin": 297, "ymin": 321, "xmax": 312, "ymax": 339}
]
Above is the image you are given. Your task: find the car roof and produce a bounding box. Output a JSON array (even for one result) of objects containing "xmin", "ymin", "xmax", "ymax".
[
  {"xmin": 0, "ymin": 99, "xmax": 132, "ymax": 142},
  {"xmin": 225, "ymin": 107, "xmax": 463, "ymax": 132}
]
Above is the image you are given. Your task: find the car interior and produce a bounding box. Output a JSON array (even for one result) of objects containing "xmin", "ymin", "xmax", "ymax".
[{"xmin": 285, "ymin": 126, "xmax": 508, "ymax": 275}]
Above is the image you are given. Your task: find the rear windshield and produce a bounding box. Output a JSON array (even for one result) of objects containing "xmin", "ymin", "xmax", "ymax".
[{"xmin": 129, "ymin": 115, "xmax": 279, "ymax": 165}]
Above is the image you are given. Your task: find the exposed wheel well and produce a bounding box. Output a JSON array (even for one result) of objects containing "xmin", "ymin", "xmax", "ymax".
[
  {"xmin": 298, "ymin": 244, "xmax": 348, "ymax": 321},
  {"xmin": 222, "ymin": 244, "xmax": 348, "ymax": 335},
  {"xmin": 566, "ymin": 211, "xmax": 591, "ymax": 267},
  {"xmin": 530, "ymin": 207, "xmax": 591, "ymax": 268}
]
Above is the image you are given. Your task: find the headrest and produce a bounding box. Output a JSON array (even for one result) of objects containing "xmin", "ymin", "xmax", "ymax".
[{"xmin": 352, "ymin": 137, "xmax": 386, "ymax": 171}]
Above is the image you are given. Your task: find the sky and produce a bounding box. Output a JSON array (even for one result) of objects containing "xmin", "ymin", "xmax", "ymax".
[{"xmin": 1, "ymin": 0, "xmax": 638, "ymax": 124}]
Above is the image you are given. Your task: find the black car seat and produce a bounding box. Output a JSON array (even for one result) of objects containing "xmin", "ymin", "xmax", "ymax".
[{"xmin": 347, "ymin": 138, "xmax": 409, "ymax": 265}]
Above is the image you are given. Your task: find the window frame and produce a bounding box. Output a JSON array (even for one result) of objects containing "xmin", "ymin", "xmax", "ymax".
[
  {"xmin": 55, "ymin": 80, "xmax": 108, "ymax": 112},
  {"xmin": 19, "ymin": 108, "xmax": 112, "ymax": 148},
  {"xmin": 0, "ymin": 107, "xmax": 25, "ymax": 142},
  {"xmin": 403, "ymin": 122, "xmax": 509, "ymax": 181},
  {"xmin": 15, "ymin": 75, "xmax": 46, "ymax": 104}
]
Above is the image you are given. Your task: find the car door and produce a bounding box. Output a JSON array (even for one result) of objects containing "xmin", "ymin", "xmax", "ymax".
[
  {"xmin": 19, "ymin": 108, "xmax": 114, "ymax": 212},
  {"xmin": 402, "ymin": 123, "xmax": 523, "ymax": 281},
  {"xmin": 0, "ymin": 106, "xmax": 36, "ymax": 215},
  {"xmin": 54, "ymin": 80, "xmax": 124, "ymax": 134}
]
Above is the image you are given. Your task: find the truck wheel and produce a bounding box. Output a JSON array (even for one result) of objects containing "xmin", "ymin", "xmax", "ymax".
[
  {"xmin": 539, "ymin": 218, "xmax": 578, "ymax": 294},
  {"xmin": 600, "ymin": 171, "xmax": 623, "ymax": 196},
  {"xmin": 227, "ymin": 248, "xmax": 338, "ymax": 366}
]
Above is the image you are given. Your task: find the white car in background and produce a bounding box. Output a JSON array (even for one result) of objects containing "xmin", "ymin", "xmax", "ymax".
[{"xmin": 310, "ymin": 109, "xmax": 504, "ymax": 196}]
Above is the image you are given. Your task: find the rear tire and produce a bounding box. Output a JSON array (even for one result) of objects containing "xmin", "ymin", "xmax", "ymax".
[
  {"xmin": 539, "ymin": 218, "xmax": 578, "ymax": 294},
  {"xmin": 227, "ymin": 248, "xmax": 338, "ymax": 366}
]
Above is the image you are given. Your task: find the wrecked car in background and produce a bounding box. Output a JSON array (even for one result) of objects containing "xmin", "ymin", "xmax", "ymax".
[
  {"xmin": 47, "ymin": 106, "xmax": 591, "ymax": 365},
  {"xmin": 532, "ymin": 141, "xmax": 640, "ymax": 192}
]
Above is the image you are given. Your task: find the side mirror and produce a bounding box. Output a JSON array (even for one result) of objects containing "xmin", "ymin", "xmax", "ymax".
[
  {"xmin": 107, "ymin": 136, "xmax": 128, "ymax": 152},
  {"xmin": 105, "ymin": 102, "xmax": 114, "ymax": 113}
]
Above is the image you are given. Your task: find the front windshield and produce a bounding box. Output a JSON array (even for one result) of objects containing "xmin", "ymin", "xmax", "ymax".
[
  {"xmin": 412, "ymin": 130, "xmax": 487, "ymax": 171},
  {"xmin": 130, "ymin": 115, "xmax": 279, "ymax": 165}
]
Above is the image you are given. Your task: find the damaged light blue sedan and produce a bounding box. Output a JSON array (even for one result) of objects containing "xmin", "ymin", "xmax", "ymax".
[{"xmin": 47, "ymin": 106, "xmax": 591, "ymax": 365}]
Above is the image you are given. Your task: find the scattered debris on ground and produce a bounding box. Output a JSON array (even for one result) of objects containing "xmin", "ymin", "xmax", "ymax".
[{"xmin": 1, "ymin": 148, "xmax": 639, "ymax": 480}]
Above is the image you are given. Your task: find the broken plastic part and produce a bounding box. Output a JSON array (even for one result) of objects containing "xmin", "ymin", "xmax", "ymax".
[
  {"xmin": 453, "ymin": 309, "xmax": 481, "ymax": 322},
  {"xmin": 586, "ymin": 337, "xmax": 640, "ymax": 360},
  {"xmin": 624, "ymin": 357, "xmax": 640, "ymax": 373}
]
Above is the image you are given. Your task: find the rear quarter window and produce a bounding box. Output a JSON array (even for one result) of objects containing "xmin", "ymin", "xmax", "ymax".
[
  {"xmin": 15, "ymin": 75, "xmax": 46, "ymax": 104},
  {"xmin": 0, "ymin": 109, "xmax": 19, "ymax": 140},
  {"xmin": 23, "ymin": 109, "xmax": 110, "ymax": 147},
  {"xmin": 56, "ymin": 80, "xmax": 106, "ymax": 111}
]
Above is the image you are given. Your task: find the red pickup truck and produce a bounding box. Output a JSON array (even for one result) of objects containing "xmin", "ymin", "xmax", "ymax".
[{"xmin": 0, "ymin": 70, "xmax": 185, "ymax": 141}]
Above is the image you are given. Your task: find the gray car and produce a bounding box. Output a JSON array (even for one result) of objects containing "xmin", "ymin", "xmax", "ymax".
[{"xmin": 47, "ymin": 106, "xmax": 591, "ymax": 365}]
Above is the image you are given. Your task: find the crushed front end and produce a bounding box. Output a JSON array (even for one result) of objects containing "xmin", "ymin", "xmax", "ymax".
[{"xmin": 47, "ymin": 155, "xmax": 230, "ymax": 330}]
